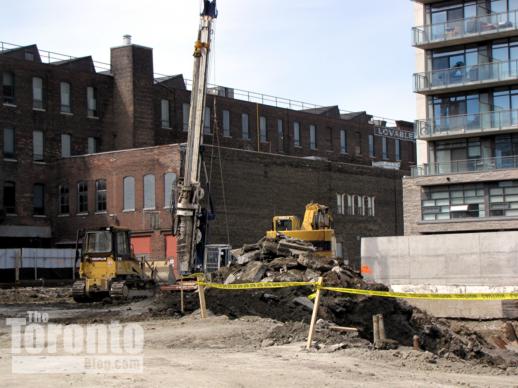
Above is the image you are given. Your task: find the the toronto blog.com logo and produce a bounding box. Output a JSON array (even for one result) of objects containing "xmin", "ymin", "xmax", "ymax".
[{"xmin": 6, "ymin": 311, "xmax": 144, "ymax": 374}]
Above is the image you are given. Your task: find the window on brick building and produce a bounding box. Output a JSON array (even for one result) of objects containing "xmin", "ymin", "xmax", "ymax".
[
  {"xmin": 164, "ymin": 172, "xmax": 177, "ymax": 208},
  {"xmin": 395, "ymin": 139, "xmax": 401, "ymax": 161},
  {"xmin": 77, "ymin": 182, "xmax": 88, "ymax": 213},
  {"xmin": 2, "ymin": 72, "xmax": 15, "ymax": 104},
  {"xmin": 353, "ymin": 195, "xmax": 363, "ymax": 216},
  {"xmin": 336, "ymin": 193, "xmax": 375, "ymax": 217},
  {"xmin": 260, "ymin": 116, "xmax": 267, "ymax": 143},
  {"xmin": 95, "ymin": 179, "xmax": 107, "ymax": 212},
  {"xmin": 87, "ymin": 137, "xmax": 97, "ymax": 154},
  {"xmin": 241, "ymin": 113, "xmax": 249, "ymax": 139},
  {"xmin": 277, "ymin": 119, "xmax": 284, "ymax": 151},
  {"xmin": 143, "ymin": 174, "xmax": 156, "ymax": 209},
  {"xmin": 59, "ymin": 184, "xmax": 69, "ymax": 215},
  {"xmin": 293, "ymin": 121, "xmax": 301, "ymax": 147},
  {"xmin": 182, "ymin": 103, "xmax": 190, "ymax": 132},
  {"xmin": 61, "ymin": 134, "xmax": 71, "ymax": 158},
  {"xmin": 365, "ymin": 196, "xmax": 375, "ymax": 217},
  {"xmin": 60, "ymin": 82, "xmax": 71, "ymax": 113},
  {"xmin": 368, "ymin": 134, "xmax": 375, "ymax": 157},
  {"xmin": 382, "ymin": 137, "xmax": 388, "ymax": 160},
  {"xmin": 336, "ymin": 193, "xmax": 345, "ymax": 215},
  {"xmin": 3, "ymin": 128, "xmax": 15, "ymax": 159},
  {"xmin": 161, "ymin": 99, "xmax": 170, "ymax": 128},
  {"xmin": 309, "ymin": 125, "xmax": 317, "ymax": 150},
  {"xmin": 123, "ymin": 176, "xmax": 135, "ymax": 211},
  {"xmin": 33, "ymin": 183, "xmax": 45, "ymax": 215},
  {"xmin": 32, "ymin": 77, "xmax": 44, "ymax": 110},
  {"xmin": 223, "ymin": 110, "xmax": 230, "ymax": 137},
  {"xmin": 355, "ymin": 132, "xmax": 362, "ymax": 155},
  {"xmin": 204, "ymin": 107, "xmax": 211, "ymax": 134},
  {"xmin": 340, "ymin": 130, "xmax": 347, "ymax": 154},
  {"xmin": 347, "ymin": 194, "xmax": 353, "ymax": 215},
  {"xmin": 3, "ymin": 181, "xmax": 16, "ymax": 214},
  {"xmin": 33, "ymin": 131, "xmax": 44, "ymax": 161},
  {"xmin": 87, "ymin": 86, "xmax": 98, "ymax": 118}
]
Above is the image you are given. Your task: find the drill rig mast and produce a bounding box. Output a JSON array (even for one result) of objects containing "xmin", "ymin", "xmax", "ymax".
[{"xmin": 173, "ymin": 0, "xmax": 218, "ymax": 274}]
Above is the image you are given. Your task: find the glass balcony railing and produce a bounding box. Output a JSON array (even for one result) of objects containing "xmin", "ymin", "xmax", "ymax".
[
  {"xmin": 414, "ymin": 59, "xmax": 518, "ymax": 93},
  {"xmin": 411, "ymin": 155, "xmax": 518, "ymax": 176},
  {"xmin": 417, "ymin": 108, "xmax": 518, "ymax": 139},
  {"xmin": 413, "ymin": 10, "xmax": 518, "ymax": 46}
]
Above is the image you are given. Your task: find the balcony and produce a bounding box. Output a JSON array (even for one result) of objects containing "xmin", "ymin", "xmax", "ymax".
[
  {"xmin": 417, "ymin": 108, "xmax": 518, "ymax": 140},
  {"xmin": 411, "ymin": 155, "xmax": 518, "ymax": 176},
  {"xmin": 414, "ymin": 59, "xmax": 518, "ymax": 94},
  {"xmin": 413, "ymin": 10, "xmax": 518, "ymax": 49}
]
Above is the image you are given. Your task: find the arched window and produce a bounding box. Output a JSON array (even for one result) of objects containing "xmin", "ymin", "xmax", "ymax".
[
  {"xmin": 353, "ymin": 195, "xmax": 363, "ymax": 216},
  {"xmin": 123, "ymin": 176, "xmax": 135, "ymax": 211},
  {"xmin": 143, "ymin": 174, "xmax": 155, "ymax": 209},
  {"xmin": 336, "ymin": 193, "xmax": 344, "ymax": 215},
  {"xmin": 347, "ymin": 194, "xmax": 353, "ymax": 215},
  {"xmin": 164, "ymin": 173, "xmax": 177, "ymax": 208}
]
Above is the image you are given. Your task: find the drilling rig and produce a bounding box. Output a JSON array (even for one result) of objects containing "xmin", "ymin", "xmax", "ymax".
[{"xmin": 172, "ymin": 0, "xmax": 218, "ymax": 275}]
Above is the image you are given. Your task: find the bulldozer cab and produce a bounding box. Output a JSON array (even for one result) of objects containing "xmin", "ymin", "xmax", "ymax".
[
  {"xmin": 272, "ymin": 216, "xmax": 300, "ymax": 232},
  {"xmin": 83, "ymin": 228, "xmax": 132, "ymax": 260}
]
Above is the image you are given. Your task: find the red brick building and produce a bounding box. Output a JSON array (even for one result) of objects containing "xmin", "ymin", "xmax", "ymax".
[{"xmin": 0, "ymin": 40, "xmax": 414, "ymax": 265}]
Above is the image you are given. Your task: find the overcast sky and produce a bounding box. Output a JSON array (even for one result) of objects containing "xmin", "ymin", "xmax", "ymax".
[{"xmin": 3, "ymin": 0, "xmax": 415, "ymax": 122}]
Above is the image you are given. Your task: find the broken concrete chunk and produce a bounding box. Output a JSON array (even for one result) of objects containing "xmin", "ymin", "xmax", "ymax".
[
  {"xmin": 275, "ymin": 270, "xmax": 304, "ymax": 283},
  {"xmin": 239, "ymin": 261, "xmax": 267, "ymax": 283},
  {"xmin": 304, "ymin": 268, "xmax": 320, "ymax": 282},
  {"xmin": 268, "ymin": 257, "xmax": 299, "ymax": 270},
  {"xmin": 293, "ymin": 296, "xmax": 314, "ymax": 311},
  {"xmin": 296, "ymin": 254, "xmax": 335, "ymax": 272},
  {"xmin": 236, "ymin": 249, "xmax": 261, "ymax": 265}
]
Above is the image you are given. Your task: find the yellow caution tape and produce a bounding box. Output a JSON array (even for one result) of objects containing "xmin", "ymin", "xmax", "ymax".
[
  {"xmin": 320, "ymin": 286, "xmax": 518, "ymax": 301},
  {"xmin": 198, "ymin": 281, "xmax": 316, "ymax": 290},
  {"xmin": 196, "ymin": 280, "xmax": 518, "ymax": 300},
  {"xmin": 307, "ymin": 292, "xmax": 317, "ymax": 301}
]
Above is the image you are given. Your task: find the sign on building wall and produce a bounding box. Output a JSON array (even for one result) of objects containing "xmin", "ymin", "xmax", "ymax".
[{"xmin": 374, "ymin": 127, "xmax": 415, "ymax": 142}]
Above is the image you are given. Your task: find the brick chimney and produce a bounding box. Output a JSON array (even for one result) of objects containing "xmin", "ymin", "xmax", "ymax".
[{"xmin": 110, "ymin": 36, "xmax": 155, "ymax": 149}]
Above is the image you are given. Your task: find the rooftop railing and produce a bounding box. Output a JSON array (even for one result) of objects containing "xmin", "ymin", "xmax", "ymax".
[
  {"xmin": 411, "ymin": 155, "xmax": 518, "ymax": 176},
  {"xmin": 0, "ymin": 40, "xmax": 404, "ymax": 127},
  {"xmin": 413, "ymin": 9, "xmax": 518, "ymax": 46},
  {"xmin": 0, "ymin": 41, "xmax": 110, "ymax": 73},
  {"xmin": 416, "ymin": 108, "xmax": 518, "ymax": 139},
  {"xmin": 414, "ymin": 59, "xmax": 518, "ymax": 93}
]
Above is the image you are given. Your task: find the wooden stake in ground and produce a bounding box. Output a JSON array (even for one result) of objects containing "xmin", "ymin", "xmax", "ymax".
[
  {"xmin": 306, "ymin": 277, "xmax": 324, "ymax": 350},
  {"xmin": 378, "ymin": 314, "xmax": 386, "ymax": 341},
  {"xmin": 180, "ymin": 277, "xmax": 185, "ymax": 314},
  {"xmin": 372, "ymin": 315, "xmax": 380, "ymax": 346},
  {"xmin": 197, "ymin": 275, "xmax": 207, "ymax": 319}
]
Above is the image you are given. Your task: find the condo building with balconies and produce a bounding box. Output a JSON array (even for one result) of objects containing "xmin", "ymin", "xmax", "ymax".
[{"xmin": 406, "ymin": 0, "xmax": 518, "ymax": 234}]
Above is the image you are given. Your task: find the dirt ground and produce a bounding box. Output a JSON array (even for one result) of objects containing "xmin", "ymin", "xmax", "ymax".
[{"xmin": 0, "ymin": 288, "xmax": 517, "ymax": 387}]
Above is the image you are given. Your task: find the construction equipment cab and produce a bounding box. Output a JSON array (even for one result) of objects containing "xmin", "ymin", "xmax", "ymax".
[
  {"xmin": 72, "ymin": 227, "xmax": 156, "ymax": 302},
  {"xmin": 266, "ymin": 203, "xmax": 336, "ymax": 256}
]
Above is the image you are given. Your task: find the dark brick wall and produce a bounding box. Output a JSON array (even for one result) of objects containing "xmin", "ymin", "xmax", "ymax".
[
  {"xmin": 0, "ymin": 143, "xmax": 403, "ymax": 262},
  {"xmin": 204, "ymin": 146, "xmax": 404, "ymax": 264},
  {"xmin": 0, "ymin": 43, "xmax": 409, "ymax": 260}
]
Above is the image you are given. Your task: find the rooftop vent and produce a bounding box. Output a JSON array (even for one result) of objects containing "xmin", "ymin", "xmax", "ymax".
[{"xmin": 123, "ymin": 34, "xmax": 132, "ymax": 45}]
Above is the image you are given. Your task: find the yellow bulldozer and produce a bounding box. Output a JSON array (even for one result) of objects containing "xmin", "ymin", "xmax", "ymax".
[
  {"xmin": 266, "ymin": 203, "xmax": 336, "ymax": 256},
  {"xmin": 72, "ymin": 227, "xmax": 157, "ymax": 302}
]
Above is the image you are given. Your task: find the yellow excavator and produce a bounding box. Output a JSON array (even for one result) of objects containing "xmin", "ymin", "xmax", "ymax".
[
  {"xmin": 266, "ymin": 203, "xmax": 336, "ymax": 256},
  {"xmin": 72, "ymin": 227, "xmax": 157, "ymax": 302}
]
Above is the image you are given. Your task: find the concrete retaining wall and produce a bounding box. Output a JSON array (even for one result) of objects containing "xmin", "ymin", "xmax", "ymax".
[{"xmin": 361, "ymin": 232, "xmax": 518, "ymax": 319}]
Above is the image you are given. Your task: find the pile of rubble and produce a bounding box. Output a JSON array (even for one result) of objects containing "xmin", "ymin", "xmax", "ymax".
[
  {"xmin": 203, "ymin": 236, "xmax": 518, "ymax": 368},
  {"xmin": 211, "ymin": 237, "xmax": 371, "ymax": 289}
]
